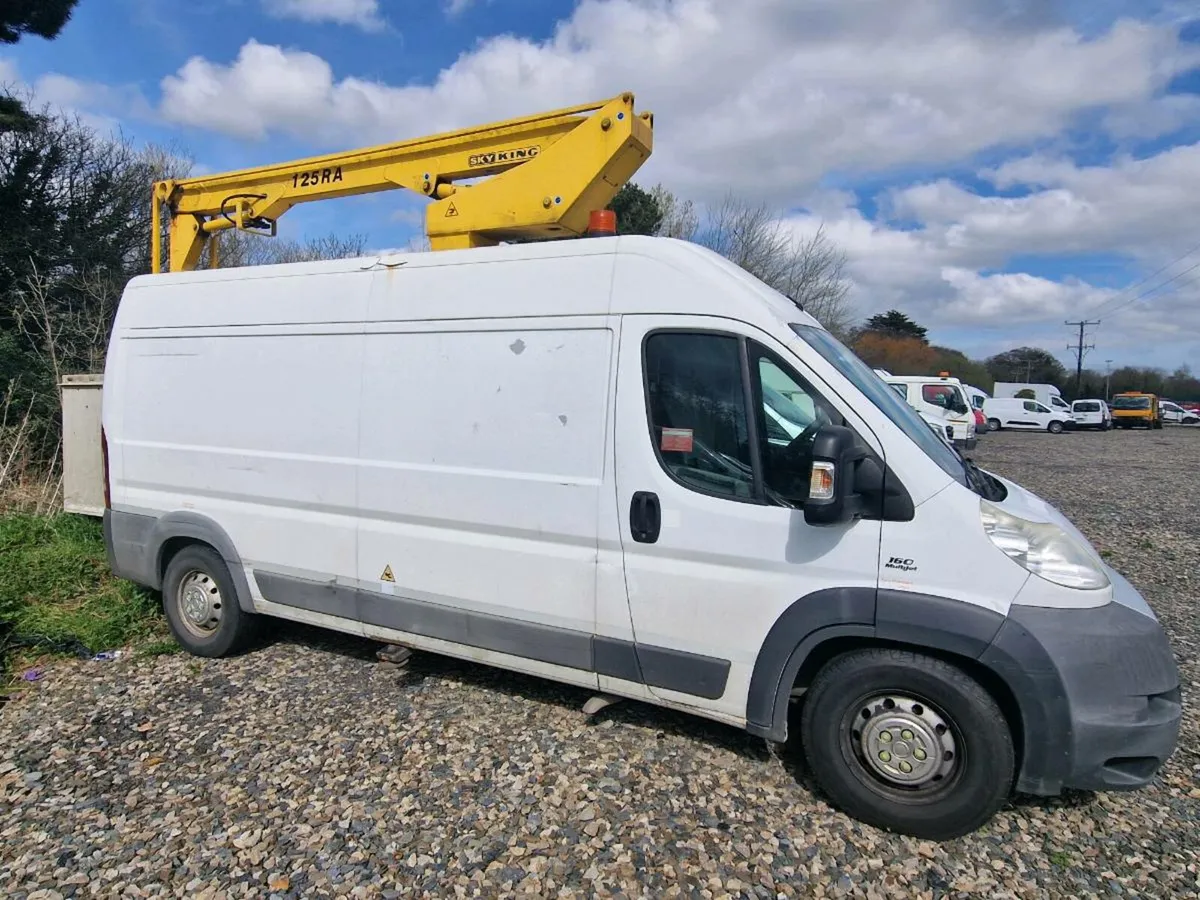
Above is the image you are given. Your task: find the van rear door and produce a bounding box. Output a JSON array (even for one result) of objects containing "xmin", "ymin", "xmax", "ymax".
[{"xmin": 612, "ymin": 316, "xmax": 884, "ymax": 720}]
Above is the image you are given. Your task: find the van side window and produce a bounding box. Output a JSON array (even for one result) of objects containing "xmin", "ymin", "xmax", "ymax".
[
  {"xmin": 753, "ymin": 349, "xmax": 834, "ymax": 505},
  {"xmin": 644, "ymin": 332, "xmax": 755, "ymax": 499},
  {"xmin": 1023, "ymin": 400, "xmax": 1039, "ymax": 412}
]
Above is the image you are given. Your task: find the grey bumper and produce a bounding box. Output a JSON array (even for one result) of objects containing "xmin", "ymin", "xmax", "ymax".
[
  {"xmin": 980, "ymin": 587, "xmax": 1181, "ymax": 795},
  {"xmin": 956, "ymin": 436, "xmax": 978, "ymax": 451}
]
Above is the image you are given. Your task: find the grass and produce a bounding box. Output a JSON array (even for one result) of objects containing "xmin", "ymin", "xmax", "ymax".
[{"xmin": 0, "ymin": 513, "xmax": 166, "ymax": 675}]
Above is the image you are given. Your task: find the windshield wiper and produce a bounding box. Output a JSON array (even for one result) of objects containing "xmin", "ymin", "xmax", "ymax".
[{"xmin": 960, "ymin": 455, "xmax": 1001, "ymax": 500}]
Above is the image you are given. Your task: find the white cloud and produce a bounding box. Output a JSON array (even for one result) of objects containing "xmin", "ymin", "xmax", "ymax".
[
  {"xmin": 443, "ymin": 0, "xmax": 475, "ymax": 17},
  {"xmin": 778, "ymin": 148, "xmax": 1200, "ymax": 366},
  {"xmin": 156, "ymin": 1, "xmax": 1199, "ymax": 203},
  {"xmin": 262, "ymin": 0, "xmax": 385, "ymax": 31},
  {"xmin": 0, "ymin": 56, "xmax": 152, "ymax": 132},
  {"xmin": 895, "ymin": 142, "xmax": 1200, "ymax": 263}
]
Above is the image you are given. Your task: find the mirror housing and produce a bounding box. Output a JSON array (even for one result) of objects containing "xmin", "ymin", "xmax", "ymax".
[{"xmin": 804, "ymin": 424, "xmax": 866, "ymax": 526}]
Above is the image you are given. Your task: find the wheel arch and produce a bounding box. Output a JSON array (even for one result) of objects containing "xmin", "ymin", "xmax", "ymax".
[
  {"xmin": 147, "ymin": 512, "xmax": 255, "ymax": 612},
  {"xmin": 745, "ymin": 589, "xmax": 1038, "ymax": 789}
]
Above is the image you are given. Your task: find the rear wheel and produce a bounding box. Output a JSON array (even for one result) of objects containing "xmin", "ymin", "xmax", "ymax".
[
  {"xmin": 801, "ymin": 649, "xmax": 1014, "ymax": 841},
  {"xmin": 163, "ymin": 545, "xmax": 257, "ymax": 658},
  {"xmin": 987, "ymin": 418, "xmax": 1001, "ymax": 432},
  {"xmin": 1048, "ymin": 420, "xmax": 1064, "ymax": 434}
]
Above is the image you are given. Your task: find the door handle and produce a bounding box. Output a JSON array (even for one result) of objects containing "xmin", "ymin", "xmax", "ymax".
[{"xmin": 629, "ymin": 491, "xmax": 661, "ymax": 544}]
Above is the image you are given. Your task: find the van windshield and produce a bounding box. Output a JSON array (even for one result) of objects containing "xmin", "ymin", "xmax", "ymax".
[
  {"xmin": 1073, "ymin": 401, "xmax": 1100, "ymax": 412},
  {"xmin": 1113, "ymin": 396, "xmax": 1151, "ymax": 410},
  {"xmin": 790, "ymin": 324, "xmax": 966, "ymax": 487}
]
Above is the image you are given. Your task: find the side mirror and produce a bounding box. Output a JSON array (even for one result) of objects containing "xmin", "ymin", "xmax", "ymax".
[{"xmin": 804, "ymin": 424, "xmax": 865, "ymax": 526}]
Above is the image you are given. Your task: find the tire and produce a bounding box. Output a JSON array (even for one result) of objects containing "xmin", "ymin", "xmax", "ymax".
[
  {"xmin": 800, "ymin": 648, "xmax": 1014, "ymax": 841},
  {"xmin": 162, "ymin": 544, "xmax": 257, "ymax": 658},
  {"xmin": 1048, "ymin": 420, "xmax": 1064, "ymax": 434},
  {"xmin": 986, "ymin": 418, "xmax": 1001, "ymax": 432}
]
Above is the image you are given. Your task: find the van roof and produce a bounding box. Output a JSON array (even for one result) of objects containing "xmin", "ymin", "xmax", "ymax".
[
  {"xmin": 885, "ymin": 374, "xmax": 965, "ymax": 386},
  {"xmin": 122, "ymin": 234, "xmax": 824, "ymax": 330}
]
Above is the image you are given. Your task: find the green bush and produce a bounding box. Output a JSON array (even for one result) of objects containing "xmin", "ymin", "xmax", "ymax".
[{"xmin": 0, "ymin": 513, "xmax": 161, "ymax": 667}]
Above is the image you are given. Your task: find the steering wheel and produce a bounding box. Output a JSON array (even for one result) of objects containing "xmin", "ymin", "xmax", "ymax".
[{"xmin": 785, "ymin": 420, "xmax": 822, "ymax": 457}]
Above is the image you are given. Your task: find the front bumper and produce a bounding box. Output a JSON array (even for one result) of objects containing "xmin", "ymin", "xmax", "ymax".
[
  {"xmin": 980, "ymin": 576, "xmax": 1181, "ymax": 795},
  {"xmin": 955, "ymin": 436, "xmax": 978, "ymax": 451}
]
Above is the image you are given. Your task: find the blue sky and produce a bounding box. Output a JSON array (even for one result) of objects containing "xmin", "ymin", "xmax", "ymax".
[{"xmin": 3, "ymin": 0, "xmax": 1200, "ymax": 371}]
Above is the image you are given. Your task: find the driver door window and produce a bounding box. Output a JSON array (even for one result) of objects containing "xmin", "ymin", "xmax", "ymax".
[
  {"xmin": 644, "ymin": 332, "xmax": 755, "ymax": 500},
  {"xmin": 642, "ymin": 330, "xmax": 840, "ymax": 508}
]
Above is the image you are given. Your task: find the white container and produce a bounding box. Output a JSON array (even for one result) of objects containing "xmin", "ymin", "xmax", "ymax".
[{"xmin": 60, "ymin": 373, "xmax": 105, "ymax": 517}]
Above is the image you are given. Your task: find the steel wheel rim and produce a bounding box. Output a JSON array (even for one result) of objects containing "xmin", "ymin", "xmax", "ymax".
[
  {"xmin": 842, "ymin": 692, "xmax": 962, "ymax": 796},
  {"xmin": 177, "ymin": 570, "xmax": 223, "ymax": 638}
]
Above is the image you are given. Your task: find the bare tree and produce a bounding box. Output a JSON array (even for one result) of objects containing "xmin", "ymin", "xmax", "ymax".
[
  {"xmin": 11, "ymin": 261, "xmax": 119, "ymax": 388},
  {"xmin": 650, "ymin": 184, "xmax": 699, "ymax": 241},
  {"xmin": 210, "ymin": 230, "xmax": 368, "ymax": 268},
  {"xmin": 696, "ymin": 194, "xmax": 853, "ymax": 335}
]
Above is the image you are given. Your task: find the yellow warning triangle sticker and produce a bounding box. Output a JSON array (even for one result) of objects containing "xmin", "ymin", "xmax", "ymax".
[
  {"xmin": 380, "ymin": 564, "xmax": 395, "ymax": 583},
  {"xmin": 445, "ymin": 202, "xmax": 459, "ymax": 218}
]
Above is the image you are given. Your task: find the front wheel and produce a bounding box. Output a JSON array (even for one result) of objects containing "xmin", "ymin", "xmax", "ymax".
[
  {"xmin": 1048, "ymin": 420, "xmax": 1064, "ymax": 434},
  {"xmin": 801, "ymin": 649, "xmax": 1014, "ymax": 841},
  {"xmin": 163, "ymin": 545, "xmax": 258, "ymax": 658}
]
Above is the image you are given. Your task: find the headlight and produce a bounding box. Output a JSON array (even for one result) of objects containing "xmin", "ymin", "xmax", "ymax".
[{"xmin": 980, "ymin": 500, "xmax": 1109, "ymax": 590}]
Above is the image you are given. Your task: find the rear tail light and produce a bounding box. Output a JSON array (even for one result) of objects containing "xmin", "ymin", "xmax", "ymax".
[{"xmin": 100, "ymin": 426, "xmax": 111, "ymax": 509}]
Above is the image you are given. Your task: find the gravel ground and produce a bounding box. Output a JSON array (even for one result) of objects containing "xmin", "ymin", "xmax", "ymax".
[{"xmin": 2, "ymin": 428, "xmax": 1198, "ymax": 898}]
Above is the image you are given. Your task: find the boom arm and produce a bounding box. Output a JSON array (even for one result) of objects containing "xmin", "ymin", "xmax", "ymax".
[{"xmin": 152, "ymin": 92, "xmax": 654, "ymax": 272}]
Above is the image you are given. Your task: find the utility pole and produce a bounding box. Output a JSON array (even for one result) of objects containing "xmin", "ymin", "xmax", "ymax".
[
  {"xmin": 1066, "ymin": 319, "xmax": 1099, "ymax": 399},
  {"xmin": 1105, "ymin": 359, "xmax": 1113, "ymax": 402}
]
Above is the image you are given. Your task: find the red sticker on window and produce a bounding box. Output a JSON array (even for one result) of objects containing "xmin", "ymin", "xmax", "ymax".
[{"xmin": 661, "ymin": 427, "xmax": 694, "ymax": 452}]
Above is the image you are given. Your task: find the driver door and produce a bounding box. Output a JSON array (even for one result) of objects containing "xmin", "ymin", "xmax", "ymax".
[{"xmin": 613, "ymin": 316, "xmax": 883, "ymax": 721}]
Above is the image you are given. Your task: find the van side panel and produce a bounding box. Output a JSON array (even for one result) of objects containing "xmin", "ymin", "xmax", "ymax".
[
  {"xmin": 110, "ymin": 273, "xmax": 368, "ymax": 600},
  {"xmin": 351, "ymin": 258, "xmax": 619, "ymax": 662}
]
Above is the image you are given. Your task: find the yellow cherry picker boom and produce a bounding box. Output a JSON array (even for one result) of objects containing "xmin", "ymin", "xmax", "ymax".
[{"xmin": 151, "ymin": 92, "xmax": 654, "ymax": 272}]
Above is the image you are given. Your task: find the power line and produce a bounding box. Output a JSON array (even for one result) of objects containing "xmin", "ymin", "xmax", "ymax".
[
  {"xmin": 1090, "ymin": 236, "xmax": 1200, "ymax": 318},
  {"xmin": 1103, "ymin": 262, "xmax": 1200, "ymax": 319}
]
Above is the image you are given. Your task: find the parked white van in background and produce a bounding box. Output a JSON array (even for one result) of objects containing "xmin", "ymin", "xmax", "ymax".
[
  {"xmin": 1070, "ymin": 399, "xmax": 1112, "ymax": 430},
  {"xmin": 884, "ymin": 374, "xmax": 977, "ymax": 450},
  {"xmin": 101, "ymin": 235, "xmax": 1179, "ymax": 841},
  {"xmin": 1159, "ymin": 401, "xmax": 1199, "ymax": 425},
  {"xmin": 983, "ymin": 398, "xmax": 1071, "ymax": 433},
  {"xmin": 882, "ymin": 380, "xmax": 955, "ymax": 445},
  {"xmin": 993, "ymin": 382, "xmax": 1072, "ymax": 417}
]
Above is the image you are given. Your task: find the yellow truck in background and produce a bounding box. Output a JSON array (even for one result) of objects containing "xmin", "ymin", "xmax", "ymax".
[{"xmin": 1110, "ymin": 392, "xmax": 1162, "ymax": 429}]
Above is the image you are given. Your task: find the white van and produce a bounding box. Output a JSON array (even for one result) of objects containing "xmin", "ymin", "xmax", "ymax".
[
  {"xmin": 982, "ymin": 398, "xmax": 1070, "ymax": 433},
  {"xmin": 884, "ymin": 375, "xmax": 976, "ymax": 450},
  {"xmin": 993, "ymin": 383, "xmax": 1072, "ymax": 417},
  {"xmin": 101, "ymin": 236, "xmax": 1179, "ymax": 841},
  {"xmin": 1159, "ymin": 401, "xmax": 1199, "ymax": 425},
  {"xmin": 1070, "ymin": 399, "xmax": 1111, "ymax": 430},
  {"xmin": 882, "ymin": 381, "xmax": 955, "ymax": 444}
]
